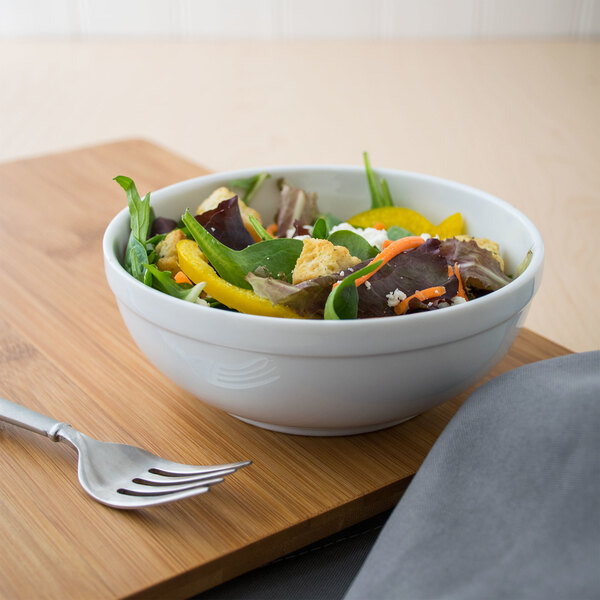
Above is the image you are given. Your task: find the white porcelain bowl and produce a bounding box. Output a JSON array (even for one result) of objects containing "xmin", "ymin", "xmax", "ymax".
[{"xmin": 103, "ymin": 166, "xmax": 543, "ymax": 436}]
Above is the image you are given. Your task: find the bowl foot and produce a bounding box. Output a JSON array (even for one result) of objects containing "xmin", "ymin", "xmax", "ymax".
[{"xmin": 229, "ymin": 414, "xmax": 418, "ymax": 436}]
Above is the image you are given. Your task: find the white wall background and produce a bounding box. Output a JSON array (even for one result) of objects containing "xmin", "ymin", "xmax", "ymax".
[{"xmin": 1, "ymin": 0, "xmax": 599, "ymax": 39}]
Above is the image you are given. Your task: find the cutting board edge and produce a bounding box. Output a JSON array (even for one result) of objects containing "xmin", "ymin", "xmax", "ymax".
[
  {"xmin": 0, "ymin": 138, "xmax": 192, "ymax": 170},
  {"xmin": 124, "ymin": 477, "xmax": 412, "ymax": 600}
]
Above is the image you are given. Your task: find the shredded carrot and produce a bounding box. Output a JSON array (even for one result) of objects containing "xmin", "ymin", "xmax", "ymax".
[
  {"xmin": 447, "ymin": 263, "xmax": 468, "ymax": 301},
  {"xmin": 355, "ymin": 236, "xmax": 424, "ymax": 287},
  {"xmin": 382, "ymin": 239, "xmax": 393, "ymax": 249},
  {"xmin": 414, "ymin": 286, "xmax": 446, "ymax": 301},
  {"xmin": 453, "ymin": 262, "xmax": 468, "ymax": 300},
  {"xmin": 394, "ymin": 286, "xmax": 446, "ymax": 315},
  {"xmin": 174, "ymin": 271, "xmax": 192, "ymax": 285},
  {"xmin": 373, "ymin": 222, "xmax": 386, "ymax": 230},
  {"xmin": 266, "ymin": 223, "xmax": 278, "ymax": 236}
]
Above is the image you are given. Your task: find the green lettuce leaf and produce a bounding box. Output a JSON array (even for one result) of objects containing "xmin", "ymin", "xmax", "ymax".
[
  {"xmin": 115, "ymin": 175, "xmax": 152, "ymax": 284},
  {"xmin": 144, "ymin": 263, "xmax": 207, "ymax": 303}
]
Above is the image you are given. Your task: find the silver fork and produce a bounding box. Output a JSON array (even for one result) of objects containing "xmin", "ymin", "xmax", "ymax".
[{"xmin": 0, "ymin": 398, "xmax": 250, "ymax": 509}]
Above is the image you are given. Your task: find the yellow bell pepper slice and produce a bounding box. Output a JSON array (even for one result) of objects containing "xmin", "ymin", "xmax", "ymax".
[
  {"xmin": 432, "ymin": 212, "xmax": 464, "ymax": 238},
  {"xmin": 347, "ymin": 207, "xmax": 463, "ymax": 237},
  {"xmin": 347, "ymin": 207, "xmax": 434, "ymax": 234},
  {"xmin": 177, "ymin": 239, "xmax": 301, "ymax": 319}
]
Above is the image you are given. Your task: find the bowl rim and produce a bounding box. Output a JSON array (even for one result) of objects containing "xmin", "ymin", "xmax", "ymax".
[{"xmin": 103, "ymin": 164, "xmax": 544, "ymax": 356}]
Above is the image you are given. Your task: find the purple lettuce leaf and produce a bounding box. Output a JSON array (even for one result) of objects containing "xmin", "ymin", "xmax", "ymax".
[
  {"xmin": 248, "ymin": 239, "xmax": 460, "ymax": 319},
  {"xmin": 247, "ymin": 237, "xmax": 512, "ymax": 320},
  {"xmin": 290, "ymin": 219, "xmax": 312, "ymax": 237},
  {"xmin": 438, "ymin": 238, "xmax": 511, "ymax": 291},
  {"xmin": 195, "ymin": 196, "xmax": 255, "ymax": 250},
  {"xmin": 356, "ymin": 239, "xmax": 458, "ymax": 318},
  {"xmin": 276, "ymin": 179, "xmax": 318, "ymax": 237},
  {"xmin": 150, "ymin": 216, "xmax": 178, "ymax": 236},
  {"xmin": 246, "ymin": 271, "xmax": 341, "ymax": 318}
]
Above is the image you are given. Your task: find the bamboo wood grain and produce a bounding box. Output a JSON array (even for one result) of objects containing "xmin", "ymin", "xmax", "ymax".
[{"xmin": 0, "ymin": 141, "xmax": 572, "ymax": 599}]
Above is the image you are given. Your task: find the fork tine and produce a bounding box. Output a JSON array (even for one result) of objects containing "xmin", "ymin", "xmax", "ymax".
[
  {"xmin": 119, "ymin": 477, "xmax": 224, "ymax": 497},
  {"xmin": 111, "ymin": 485, "xmax": 220, "ymax": 509},
  {"xmin": 134, "ymin": 467, "xmax": 237, "ymax": 486},
  {"xmin": 149, "ymin": 459, "xmax": 251, "ymax": 477}
]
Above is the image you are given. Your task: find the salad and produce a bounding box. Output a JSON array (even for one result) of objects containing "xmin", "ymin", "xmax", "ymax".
[{"xmin": 117, "ymin": 153, "xmax": 527, "ymax": 320}]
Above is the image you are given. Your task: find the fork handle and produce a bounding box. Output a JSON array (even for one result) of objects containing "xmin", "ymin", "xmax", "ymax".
[{"xmin": 0, "ymin": 398, "xmax": 67, "ymax": 440}]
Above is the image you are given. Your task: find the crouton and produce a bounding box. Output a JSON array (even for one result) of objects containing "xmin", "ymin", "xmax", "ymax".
[
  {"xmin": 196, "ymin": 187, "xmax": 238, "ymax": 213},
  {"xmin": 292, "ymin": 239, "xmax": 361, "ymax": 285},
  {"xmin": 155, "ymin": 229, "xmax": 187, "ymax": 277},
  {"xmin": 454, "ymin": 235, "xmax": 504, "ymax": 270},
  {"xmin": 196, "ymin": 186, "xmax": 263, "ymax": 242}
]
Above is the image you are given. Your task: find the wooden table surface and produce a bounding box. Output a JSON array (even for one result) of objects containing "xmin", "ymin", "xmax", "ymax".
[
  {"xmin": 0, "ymin": 40, "xmax": 598, "ymax": 353},
  {"xmin": 0, "ymin": 140, "xmax": 573, "ymax": 599}
]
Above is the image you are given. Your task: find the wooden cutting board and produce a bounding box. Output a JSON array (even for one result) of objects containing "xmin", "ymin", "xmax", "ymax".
[{"xmin": 0, "ymin": 140, "xmax": 571, "ymax": 599}]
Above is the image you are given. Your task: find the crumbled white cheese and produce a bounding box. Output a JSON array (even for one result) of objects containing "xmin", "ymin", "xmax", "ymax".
[
  {"xmin": 420, "ymin": 232, "xmax": 431, "ymax": 240},
  {"xmin": 452, "ymin": 296, "xmax": 467, "ymax": 305},
  {"xmin": 365, "ymin": 280, "xmax": 372, "ymax": 290},
  {"xmin": 386, "ymin": 288, "xmax": 407, "ymax": 307},
  {"xmin": 329, "ymin": 223, "xmax": 388, "ymax": 251}
]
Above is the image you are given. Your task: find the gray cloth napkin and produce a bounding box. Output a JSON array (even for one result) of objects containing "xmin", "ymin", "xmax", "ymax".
[
  {"xmin": 344, "ymin": 350, "xmax": 600, "ymax": 600},
  {"xmin": 197, "ymin": 511, "xmax": 390, "ymax": 600}
]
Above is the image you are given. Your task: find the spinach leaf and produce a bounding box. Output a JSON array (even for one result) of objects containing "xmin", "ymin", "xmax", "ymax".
[
  {"xmin": 387, "ymin": 225, "xmax": 415, "ymax": 240},
  {"xmin": 312, "ymin": 217, "xmax": 329, "ymax": 239},
  {"xmin": 327, "ymin": 230, "xmax": 379, "ymax": 261},
  {"xmin": 182, "ymin": 210, "xmax": 303, "ymax": 288},
  {"xmin": 144, "ymin": 264, "xmax": 206, "ymax": 303},
  {"xmin": 229, "ymin": 172, "xmax": 270, "ymax": 205},
  {"xmin": 319, "ymin": 212, "xmax": 343, "ymax": 229},
  {"xmin": 324, "ymin": 261, "xmax": 381, "ymax": 320}
]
